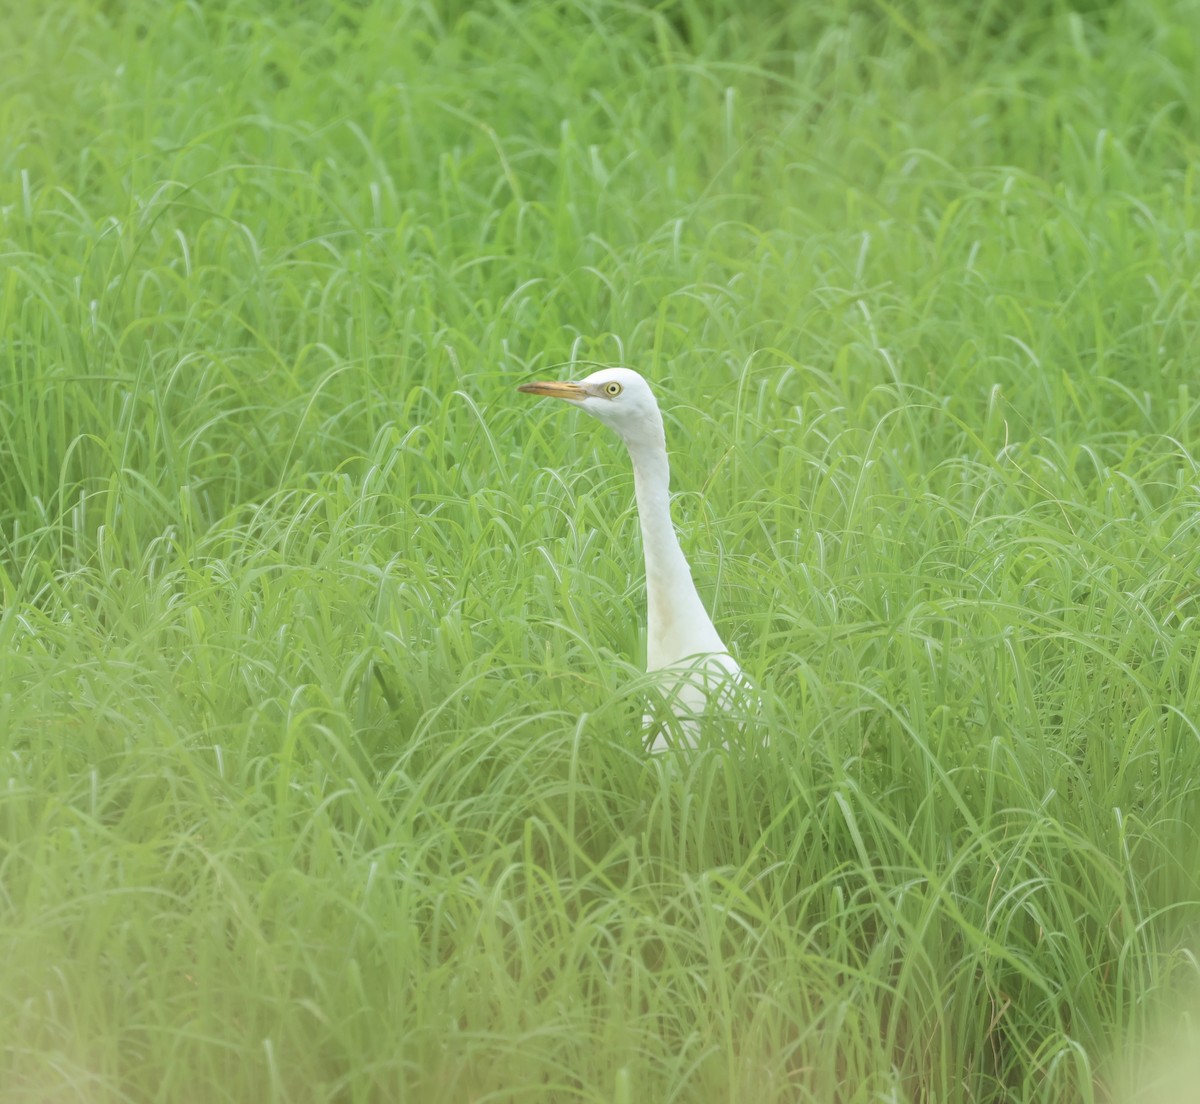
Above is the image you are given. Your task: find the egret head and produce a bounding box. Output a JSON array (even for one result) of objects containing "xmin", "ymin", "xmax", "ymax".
[{"xmin": 517, "ymin": 367, "xmax": 665, "ymax": 451}]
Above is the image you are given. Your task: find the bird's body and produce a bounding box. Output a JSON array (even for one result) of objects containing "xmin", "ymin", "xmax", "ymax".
[{"xmin": 518, "ymin": 367, "xmax": 745, "ymax": 751}]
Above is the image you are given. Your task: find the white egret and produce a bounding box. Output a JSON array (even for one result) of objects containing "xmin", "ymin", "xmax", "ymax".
[{"xmin": 518, "ymin": 367, "xmax": 745, "ymax": 751}]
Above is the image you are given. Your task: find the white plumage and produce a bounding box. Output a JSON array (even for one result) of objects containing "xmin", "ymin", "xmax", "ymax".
[{"xmin": 518, "ymin": 367, "xmax": 746, "ymax": 751}]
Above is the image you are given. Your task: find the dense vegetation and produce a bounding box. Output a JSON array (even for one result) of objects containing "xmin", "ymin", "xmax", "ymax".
[{"xmin": 2, "ymin": 1, "xmax": 1198, "ymax": 1100}]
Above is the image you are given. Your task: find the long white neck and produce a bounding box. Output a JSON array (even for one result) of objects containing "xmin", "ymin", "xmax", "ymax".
[{"xmin": 625, "ymin": 433, "xmax": 728, "ymax": 670}]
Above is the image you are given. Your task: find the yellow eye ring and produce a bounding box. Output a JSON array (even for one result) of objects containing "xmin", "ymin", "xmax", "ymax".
[{"xmin": 605, "ymin": 382, "xmax": 623, "ymax": 397}]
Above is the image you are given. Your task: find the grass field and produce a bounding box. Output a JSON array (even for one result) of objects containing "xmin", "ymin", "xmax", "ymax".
[{"xmin": 3, "ymin": 1, "xmax": 1200, "ymax": 1100}]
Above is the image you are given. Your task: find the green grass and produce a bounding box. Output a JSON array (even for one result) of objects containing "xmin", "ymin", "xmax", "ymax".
[{"xmin": 2, "ymin": 0, "xmax": 1199, "ymax": 1100}]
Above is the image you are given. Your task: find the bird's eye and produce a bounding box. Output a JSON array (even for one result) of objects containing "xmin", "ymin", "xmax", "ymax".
[{"xmin": 605, "ymin": 382, "xmax": 623, "ymax": 397}]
